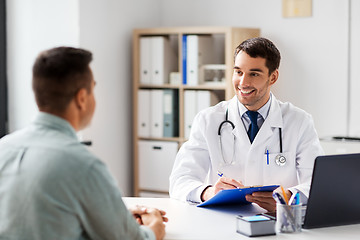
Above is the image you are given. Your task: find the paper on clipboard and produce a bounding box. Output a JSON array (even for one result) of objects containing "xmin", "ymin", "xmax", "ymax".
[{"xmin": 197, "ymin": 185, "xmax": 279, "ymax": 207}]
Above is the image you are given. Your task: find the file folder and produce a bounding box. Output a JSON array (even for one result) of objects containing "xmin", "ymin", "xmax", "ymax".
[
  {"xmin": 184, "ymin": 90, "xmax": 221, "ymax": 139},
  {"xmin": 163, "ymin": 89, "xmax": 179, "ymax": 137},
  {"xmin": 150, "ymin": 90, "xmax": 164, "ymax": 137},
  {"xmin": 184, "ymin": 90, "xmax": 197, "ymax": 139},
  {"xmin": 139, "ymin": 37, "xmax": 151, "ymax": 84},
  {"xmin": 182, "ymin": 35, "xmax": 187, "ymax": 84},
  {"xmin": 198, "ymin": 185, "xmax": 279, "ymax": 207},
  {"xmin": 196, "ymin": 90, "xmax": 219, "ymax": 112},
  {"xmin": 186, "ymin": 35, "xmax": 214, "ymax": 86},
  {"xmin": 151, "ymin": 36, "xmax": 176, "ymax": 85},
  {"xmin": 138, "ymin": 140, "xmax": 178, "ymax": 192},
  {"xmin": 137, "ymin": 89, "xmax": 151, "ymax": 137}
]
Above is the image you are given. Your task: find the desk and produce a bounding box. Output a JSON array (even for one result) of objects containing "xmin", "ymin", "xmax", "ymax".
[{"xmin": 123, "ymin": 197, "xmax": 360, "ymax": 240}]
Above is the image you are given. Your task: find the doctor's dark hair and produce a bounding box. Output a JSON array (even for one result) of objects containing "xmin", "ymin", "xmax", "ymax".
[
  {"xmin": 32, "ymin": 47, "xmax": 93, "ymax": 113},
  {"xmin": 234, "ymin": 37, "xmax": 281, "ymax": 75}
]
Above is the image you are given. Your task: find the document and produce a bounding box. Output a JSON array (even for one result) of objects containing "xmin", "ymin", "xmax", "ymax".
[
  {"xmin": 184, "ymin": 90, "xmax": 197, "ymax": 139},
  {"xmin": 137, "ymin": 89, "xmax": 151, "ymax": 137},
  {"xmin": 150, "ymin": 90, "xmax": 164, "ymax": 137},
  {"xmin": 196, "ymin": 90, "xmax": 219, "ymax": 112},
  {"xmin": 140, "ymin": 36, "xmax": 176, "ymax": 85},
  {"xmin": 184, "ymin": 90, "xmax": 221, "ymax": 139},
  {"xmin": 139, "ymin": 37, "xmax": 151, "ymax": 84},
  {"xmin": 198, "ymin": 185, "xmax": 279, "ymax": 207},
  {"xmin": 182, "ymin": 35, "xmax": 187, "ymax": 85},
  {"xmin": 163, "ymin": 89, "xmax": 179, "ymax": 137},
  {"xmin": 186, "ymin": 35, "xmax": 214, "ymax": 86},
  {"xmin": 151, "ymin": 37, "xmax": 173, "ymax": 85}
]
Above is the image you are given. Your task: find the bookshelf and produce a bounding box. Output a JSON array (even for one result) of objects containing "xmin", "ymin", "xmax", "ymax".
[{"xmin": 132, "ymin": 26, "xmax": 260, "ymax": 196}]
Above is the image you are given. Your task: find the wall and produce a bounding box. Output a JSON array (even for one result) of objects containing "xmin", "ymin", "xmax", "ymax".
[
  {"xmin": 349, "ymin": 0, "xmax": 360, "ymax": 136},
  {"xmin": 7, "ymin": 0, "xmax": 80, "ymax": 131},
  {"xmin": 159, "ymin": 0, "xmax": 354, "ymax": 138},
  {"xmin": 78, "ymin": 0, "xmax": 161, "ymax": 195}
]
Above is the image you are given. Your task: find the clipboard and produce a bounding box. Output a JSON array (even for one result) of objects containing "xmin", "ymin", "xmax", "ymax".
[{"xmin": 197, "ymin": 185, "xmax": 279, "ymax": 207}]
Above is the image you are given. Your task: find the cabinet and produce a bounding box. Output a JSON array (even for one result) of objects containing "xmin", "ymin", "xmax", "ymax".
[{"xmin": 132, "ymin": 27, "xmax": 260, "ymax": 196}]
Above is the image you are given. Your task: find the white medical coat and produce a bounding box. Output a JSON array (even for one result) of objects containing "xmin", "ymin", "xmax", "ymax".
[{"xmin": 169, "ymin": 95, "xmax": 324, "ymax": 203}]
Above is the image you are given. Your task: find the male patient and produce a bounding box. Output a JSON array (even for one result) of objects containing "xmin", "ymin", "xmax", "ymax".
[{"xmin": 0, "ymin": 47, "xmax": 166, "ymax": 240}]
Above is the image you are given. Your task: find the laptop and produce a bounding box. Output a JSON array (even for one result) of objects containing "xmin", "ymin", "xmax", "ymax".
[{"xmin": 303, "ymin": 153, "xmax": 360, "ymax": 229}]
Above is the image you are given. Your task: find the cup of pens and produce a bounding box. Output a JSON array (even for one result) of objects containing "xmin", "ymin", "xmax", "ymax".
[{"xmin": 273, "ymin": 190, "xmax": 302, "ymax": 233}]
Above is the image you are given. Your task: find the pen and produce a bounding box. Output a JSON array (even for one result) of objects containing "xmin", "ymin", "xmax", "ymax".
[
  {"xmin": 289, "ymin": 192, "xmax": 300, "ymax": 205},
  {"xmin": 295, "ymin": 192, "xmax": 300, "ymax": 205},
  {"xmin": 217, "ymin": 171, "xmax": 242, "ymax": 189},
  {"xmin": 273, "ymin": 192, "xmax": 296, "ymax": 231},
  {"xmin": 273, "ymin": 192, "xmax": 286, "ymax": 204},
  {"xmin": 280, "ymin": 186, "xmax": 289, "ymax": 204},
  {"xmin": 266, "ymin": 149, "xmax": 269, "ymax": 165},
  {"xmin": 288, "ymin": 192, "xmax": 296, "ymax": 205}
]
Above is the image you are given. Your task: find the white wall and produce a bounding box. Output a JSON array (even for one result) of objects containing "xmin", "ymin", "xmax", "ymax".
[
  {"xmin": 349, "ymin": 0, "xmax": 360, "ymax": 136},
  {"xmin": 159, "ymin": 0, "xmax": 351, "ymax": 138},
  {"xmin": 7, "ymin": 0, "xmax": 80, "ymax": 131},
  {"xmin": 78, "ymin": 0, "xmax": 161, "ymax": 195}
]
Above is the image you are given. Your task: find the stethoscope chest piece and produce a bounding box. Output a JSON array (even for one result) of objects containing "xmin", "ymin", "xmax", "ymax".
[{"xmin": 275, "ymin": 154, "xmax": 286, "ymax": 166}]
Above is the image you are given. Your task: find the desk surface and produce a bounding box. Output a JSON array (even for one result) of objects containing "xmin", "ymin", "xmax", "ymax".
[{"xmin": 123, "ymin": 197, "xmax": 360, "ymax": 240}]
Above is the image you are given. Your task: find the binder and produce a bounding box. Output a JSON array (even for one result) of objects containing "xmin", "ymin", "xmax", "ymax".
[
  {"xmin": 196, "ymin": 90, "xmax": 219, "ymax": 112},
  {"xmin": 184, "ymin": 90, "xmax": 220, "ymax": 139},
  {"xmin": 186, "ymin": 35, "xmax": 214, "ymax": 86},
  {"xmin": 163, "ymin": 89, "xmax": 179, "ymax": 137},
  {"xmin": 150, "ymin": 90, "xmax": 164, "ymax": 137},
  {"xmin": 184, "ymin": 90, "xmax": 197, "ymax": 139},
  {"xmin": 137, "ymin": 89, "xmax": 151, "ymax": 137},
  {"xmin": 138, "ymin": 140, "xmax": 178, "ymax": 192},
  {"xmin": 139, "ymin": 37, "xmax": 151, "ymax": 84},
  {"xmin": 197, "ymin": 185, "xmax": 279, "ymax": 207},
  {"xmin": 182, "ymin": 35, "xmax": 187, "ymax": 84},
  {"xmin": 151, "ymin": 37, "xmax": 176, "ymax": 85}
]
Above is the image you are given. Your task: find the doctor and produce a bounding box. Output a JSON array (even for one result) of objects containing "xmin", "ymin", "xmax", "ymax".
[{"xmin": 169, "ymin": 37, "xmax": 323, "ymax": 212}]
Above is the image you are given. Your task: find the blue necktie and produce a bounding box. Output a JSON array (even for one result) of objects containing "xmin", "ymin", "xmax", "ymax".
[{"xmin": 246, "ymin": 111, "xmax": 259, "ymax": 143}]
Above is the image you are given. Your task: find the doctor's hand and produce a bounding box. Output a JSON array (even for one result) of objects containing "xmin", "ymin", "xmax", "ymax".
[
  {"xmin": 245, "ymin": 191, "xmax": 276, "ymax": 212},
  {"xmin": 245, "ymin": 188, "xmax": 292, "ymax": 212},
  {"xmin": 201, "ymin": 177, "xmax": 244, "ymax": 201}
]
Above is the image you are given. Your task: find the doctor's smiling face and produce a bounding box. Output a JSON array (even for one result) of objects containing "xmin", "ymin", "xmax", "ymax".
[
  {"xmin": 232, "ymin": 51, "xmax": 278, "ymax": 111},
  {"xmin": 232, "ymin": 37, "xmax": 280, "ymax": 111}
]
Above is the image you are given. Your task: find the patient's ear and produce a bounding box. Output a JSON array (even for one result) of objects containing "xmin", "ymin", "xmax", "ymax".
[{"xmin": 74, "ymin": 88, "xmax": 88, "ymax": 111}]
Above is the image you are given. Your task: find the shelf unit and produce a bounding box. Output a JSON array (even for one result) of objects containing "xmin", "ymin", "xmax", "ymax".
[{"xmin": 132, "ymin": 26, "xmax": 260, "ymax": 196}]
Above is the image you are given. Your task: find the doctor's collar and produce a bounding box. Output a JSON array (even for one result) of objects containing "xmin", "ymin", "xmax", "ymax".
[{"xmin": 238, "ymin": 93, "xmax": 272, "ymax": 120}]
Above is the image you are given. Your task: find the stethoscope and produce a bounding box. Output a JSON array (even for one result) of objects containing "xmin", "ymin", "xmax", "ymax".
[{"xmin": 218, "ymin": 108, "xmax": 286, "ymax": 166}]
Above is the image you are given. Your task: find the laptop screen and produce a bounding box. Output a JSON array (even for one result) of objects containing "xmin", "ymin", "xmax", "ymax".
[{"xmin": 303, "ymin": 153, "xmax": 360, "ymax": 229}]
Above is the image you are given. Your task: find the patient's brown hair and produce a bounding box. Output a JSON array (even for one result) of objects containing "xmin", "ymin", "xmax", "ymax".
[{"xmin": 32, "ymin": 47, "xmax": 93, "ymax": 113}]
